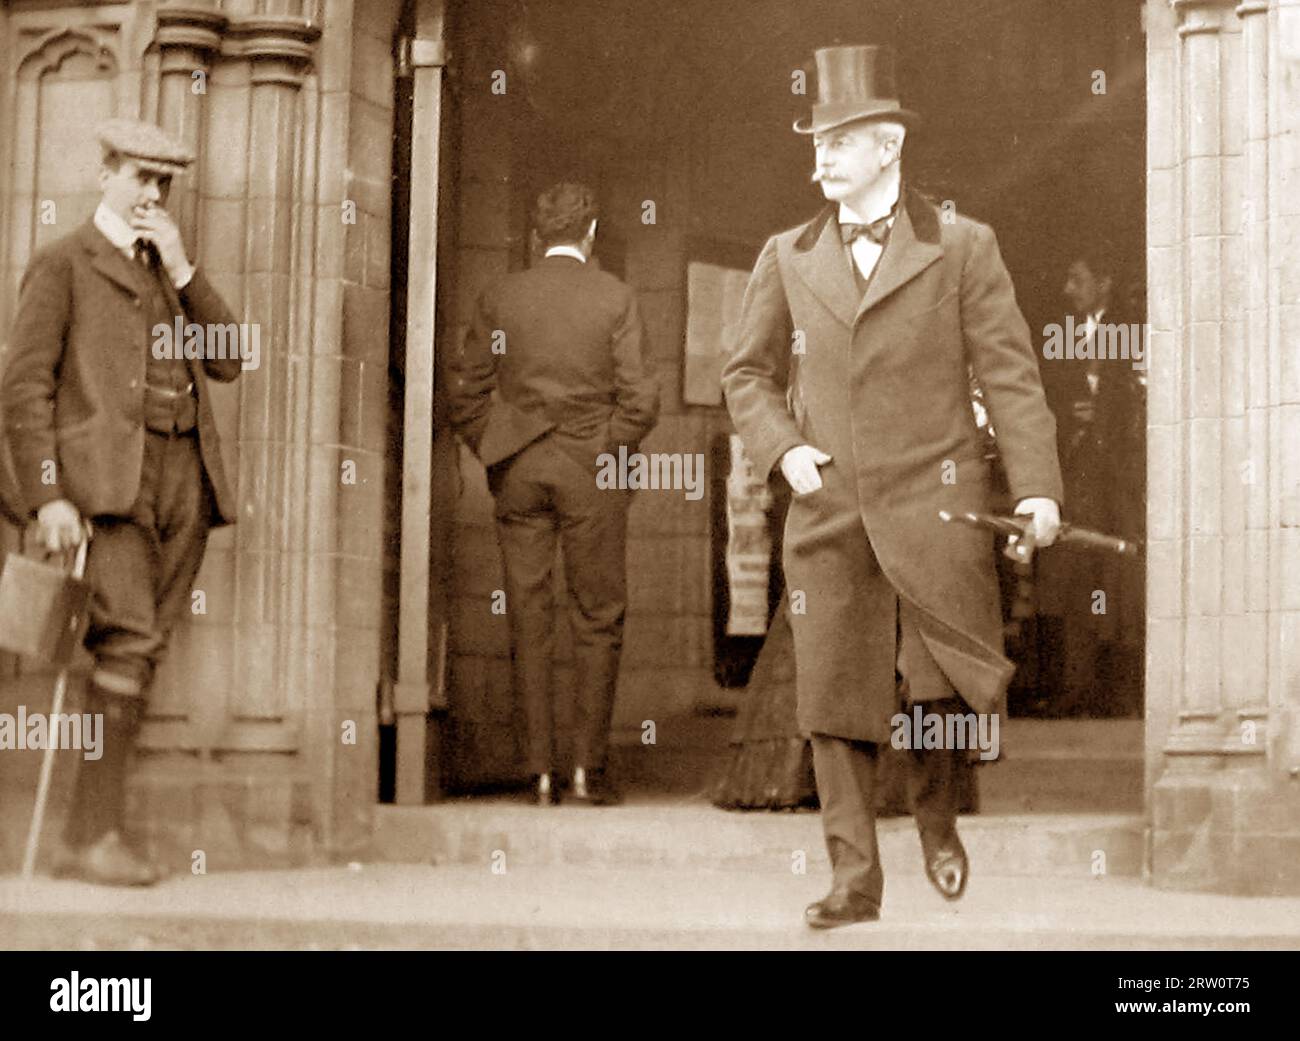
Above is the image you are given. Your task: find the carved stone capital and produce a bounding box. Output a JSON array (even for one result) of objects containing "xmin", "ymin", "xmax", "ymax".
[
  {"xmin": 156, "ymin": 4, "xmax": 227, "ymax": 56},
  {"xmin": 223, "ymin": 15, "xmax": 322, "ymax": 87},
  {"xmin": 1172, "ymin": 0, "xmax": 1238, "ymax": 36}
]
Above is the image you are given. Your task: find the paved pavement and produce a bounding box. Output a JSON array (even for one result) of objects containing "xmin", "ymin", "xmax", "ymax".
[{"xmin": 3, "ymin": 861, "xmax": 1299, "ymax": 950}]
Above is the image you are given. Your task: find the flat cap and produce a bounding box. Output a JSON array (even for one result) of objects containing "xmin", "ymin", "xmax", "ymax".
[{"xmin": 95, "ymin": 117, "xmax": 194, "ymax": 176}]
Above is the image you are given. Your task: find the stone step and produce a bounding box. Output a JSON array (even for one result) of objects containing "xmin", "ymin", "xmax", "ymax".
[
  {"xmin": 608, "ymin": 716, "xmax": 1144, "ymax": 812},
  {"xmin": 372, "ymin": 801, "xmax": 1145, "ymax": 878}
]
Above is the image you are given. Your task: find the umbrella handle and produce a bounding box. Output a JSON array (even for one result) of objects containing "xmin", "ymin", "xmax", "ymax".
[{"xmin": 1004, "ymin": 524, "xmax": 1038, "ymax": 565}]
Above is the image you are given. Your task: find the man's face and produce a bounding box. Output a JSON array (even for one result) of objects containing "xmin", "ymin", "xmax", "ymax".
[
  {"xmin": 99, "ymin": 158, "xmax": 172, "ymax": 223},
  {"xmin": 813, "ymin": 122, "xmax": 892, "ymax": 203},
  {"xmin": 1064, "ymin": 260, "xmax": 1111, "ymax": 316}
]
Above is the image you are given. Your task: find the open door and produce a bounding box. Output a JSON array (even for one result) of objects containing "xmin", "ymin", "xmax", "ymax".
[{"xmin": 384, "ymin": 0, "xmax": 455, "ymax": 805}]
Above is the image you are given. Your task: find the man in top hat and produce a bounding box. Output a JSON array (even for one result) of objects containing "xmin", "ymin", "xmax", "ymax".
[
  {"xmin": 450, "ymin": 182, "xmax": 659, "ymax": 806},
  {"xmin": 2, "ymin": 116, "xmax": 243, "ymax": 884},
  {"xmin": 722, "ymin": 46, "xmax": 1063, "ymax": 927}
]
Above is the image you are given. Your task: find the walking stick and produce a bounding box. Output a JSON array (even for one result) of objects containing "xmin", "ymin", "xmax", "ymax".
[
  {"xmin": 20, "ymin": 533, "xmax": 90, "ymax": 881},
  {"xmin": 938, "ymin": 509, "xmax": 1142, "ymax": 562}
]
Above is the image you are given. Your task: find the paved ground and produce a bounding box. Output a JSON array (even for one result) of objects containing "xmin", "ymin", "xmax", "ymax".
[{"xmin": 3, "ymin": 862, "xmax": 1299, "ymax": 950}]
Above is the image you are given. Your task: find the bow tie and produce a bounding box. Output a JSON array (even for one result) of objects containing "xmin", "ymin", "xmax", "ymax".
[{"xmin": 840, "ymin": 215, "xmax": 894, "ymax": 246}]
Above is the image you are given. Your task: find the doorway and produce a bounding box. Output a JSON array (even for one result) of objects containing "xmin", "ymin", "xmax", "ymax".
[{"xmin": 418, "ymin": 0, "xmax": 1146, "ymax": 809}]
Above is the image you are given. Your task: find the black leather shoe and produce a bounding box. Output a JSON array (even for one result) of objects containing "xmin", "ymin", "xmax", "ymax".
[
  {"xmin": 535, "ymin": 773, "xmax": 559, "ymax": 807},
  {"xmin": 570, "ymin": 767, "xmax": 623, "ymax": 806},
  {"xmin": 805, "ymin": 889, "xmax": 881, "ymax": 929},
  {"xmin": 924, "ymin": 837, "xmax": 969, "ymax": 901},
  {"xmin": 53, "ymin": 831, "xmax": 160, "ymax": 887}
]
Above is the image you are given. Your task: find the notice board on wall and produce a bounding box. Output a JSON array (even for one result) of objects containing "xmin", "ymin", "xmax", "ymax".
[{"xmin": 682, "ymin": 241, "xmax": 757, "ymax": 406}]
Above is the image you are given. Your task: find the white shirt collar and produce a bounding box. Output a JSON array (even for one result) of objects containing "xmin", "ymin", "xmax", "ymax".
[
  {"xmin": 544, "ymin": 245, "xmax": 587, "ymax": 264},
  {"xmin": 93, "ymin": 201, "xmax": 137, "ymax": 257}
]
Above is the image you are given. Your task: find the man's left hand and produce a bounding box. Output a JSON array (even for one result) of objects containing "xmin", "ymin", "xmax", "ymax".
[
  {"xmin": 1013, "ymin": 496, "xmax": 1061, "ymax": 547},
  {"xmin": 130, "ymin": 205, "xmax": 192, "ymax": 285}
]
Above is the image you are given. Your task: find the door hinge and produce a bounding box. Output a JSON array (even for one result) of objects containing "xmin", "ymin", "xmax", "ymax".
[{"xmin": 397, "ymin": 36, "xmax": 447, "ymax": 77}]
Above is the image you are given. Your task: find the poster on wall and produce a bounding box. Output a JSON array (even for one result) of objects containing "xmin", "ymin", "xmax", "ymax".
[
  {"xmin": 724, "ymin": 434, "xmax": 773, "ymax": 636},
  {"xmin": 684, "ymin": 260, "xmax": 752, "ymax": 406}
]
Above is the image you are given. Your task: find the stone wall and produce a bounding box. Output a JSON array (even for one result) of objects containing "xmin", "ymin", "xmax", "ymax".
[
  {"xmin": 0, "ymin": 0, "xmax": 401, "ymax": 869},
  {"xmin": 1144, "ymin": 0, "xmax": 1300, "ymax": 894}
]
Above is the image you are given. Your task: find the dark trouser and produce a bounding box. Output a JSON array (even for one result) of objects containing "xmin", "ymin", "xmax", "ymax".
[
  {"xmin": 810, "ymin": 602, "xmax": 964, "ymax": 905},
  {"xmin": 64, "ymin": 431, "xmax": 211, "ymax": 848},
  {"xmin": 490, "ymin": 437, "xmax": 629, "ymax": 776}
]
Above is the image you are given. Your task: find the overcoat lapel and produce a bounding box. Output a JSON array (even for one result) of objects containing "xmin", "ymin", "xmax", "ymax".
[
  {"xmin": 787, "ymin": 189, "xmax": 946, "ymax": 329},
  {"xmin": 788, "ymin": 205, "xmax": 860, "ymax": 329},
  {"xmin": 853, "ymin": 188, "xmax": 943, "ymax": 323}
]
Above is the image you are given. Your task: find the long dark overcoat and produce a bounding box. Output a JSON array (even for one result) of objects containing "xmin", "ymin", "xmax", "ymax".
[{"xmin": 721, "ymin": 189, "xmax": 1063, "ymax": 741}]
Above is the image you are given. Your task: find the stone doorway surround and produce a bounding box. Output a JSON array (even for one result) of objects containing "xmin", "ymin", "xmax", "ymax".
[{"xmin": 1142, "ymin": 0, "xmax": 1300, "ymax": 893}]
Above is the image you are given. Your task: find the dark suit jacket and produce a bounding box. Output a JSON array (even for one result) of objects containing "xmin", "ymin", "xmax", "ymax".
[
  {"xmin": 1, "ymin": 219, "xmax": 242, "ymax": 525},
  {"xmin": 449, "ymin": 254, "xmax": 660, "ymax": 471}
]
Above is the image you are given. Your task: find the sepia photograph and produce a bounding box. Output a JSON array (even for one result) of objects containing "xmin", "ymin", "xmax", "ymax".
[{"xmin": 0, "ymin": 0, "xmax": 1296, "ymax": 1016}]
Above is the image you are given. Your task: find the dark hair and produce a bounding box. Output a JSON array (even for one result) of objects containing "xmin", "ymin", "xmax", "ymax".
[
  {"xmin": 1071, "ymin": 246, "xmax": 1117, "ymax": 286},
  {"xmin": 101, "ymin": 148, "xmax": 124, "ymax": 172},
  {"xmin": 534, "ymin": 182, "xmax": 598, "ymax": 248}
]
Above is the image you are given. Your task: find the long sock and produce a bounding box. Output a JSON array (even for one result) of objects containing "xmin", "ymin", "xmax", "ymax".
[{"xmin": 64, "ymin": 686, "xmax": 138, "ymax": 848}]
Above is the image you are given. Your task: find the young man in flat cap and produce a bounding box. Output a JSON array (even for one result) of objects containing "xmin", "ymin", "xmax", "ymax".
[
  {"xmin": 2, "ymin": 117, "xmax": 242, "ymax": 885},
  {"xmin": 450, "ymin": 183, "xmax": 659, "ymax": 807},
  {"xmin": 722, "ymin": 46, "xmax": 1063, "ymax": 927}
]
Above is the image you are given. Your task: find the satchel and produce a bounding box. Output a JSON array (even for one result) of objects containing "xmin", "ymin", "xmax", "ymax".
[{"xmin": 0, "ymin": 537, "xmax": 90, "ymax": 664}]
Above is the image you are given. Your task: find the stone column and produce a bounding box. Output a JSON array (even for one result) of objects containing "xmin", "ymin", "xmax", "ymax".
[
  {"xmin": 155, "ymin": 4, "xmax": 226, "ymax": 243},
  {"xmin": 1145, "ymin": 0, "xmax": 1300, "ymax": 894},
  {"xmin": 139, "ymin": 3, "xmax": 230, "ymax": 744},
  {"xmin": 209, "ymin": 14, "xmax": 319, "ymax": 761},
  {"xmin": 152, "ymin": 11, "xmax": 329, "ymax": 864},
  {"xmin": 1269, "ymin": 1, "xmax": 1300, "ymax": 796}
]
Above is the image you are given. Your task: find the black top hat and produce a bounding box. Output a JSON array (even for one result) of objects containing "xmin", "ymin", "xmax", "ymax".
[{"xmin": 794, "ymin": 45, "xmax": 919, "ymax": 135}]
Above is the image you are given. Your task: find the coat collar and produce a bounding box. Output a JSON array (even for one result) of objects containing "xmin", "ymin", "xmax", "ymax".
[
  {"xmin": 77, "ymin": 217, "xmax": 144, "ymax": 299},
  {"xmin": 790, "ymin": 187, "xmax": 943, "ymax": 328}
]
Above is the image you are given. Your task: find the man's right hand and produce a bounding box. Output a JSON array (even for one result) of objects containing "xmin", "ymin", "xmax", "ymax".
[
  {"xmin": 780, "ymin": 444, "xmax": 833, "ymax": 496},
  {"xmin": 35, "ymin": 499, "xmax": 84, "ymax": 553}
]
